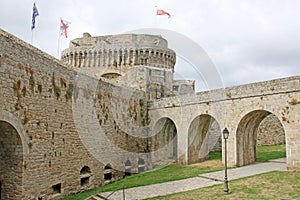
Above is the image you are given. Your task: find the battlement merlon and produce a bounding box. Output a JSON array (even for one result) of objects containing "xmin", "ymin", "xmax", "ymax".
[
  {"xmin": 61, "ymin": 33, "xmax": 177, "ymax": 74},
  {"xmin": 68, "ymin": 32, "xmax": 170, "ymax": 49}
]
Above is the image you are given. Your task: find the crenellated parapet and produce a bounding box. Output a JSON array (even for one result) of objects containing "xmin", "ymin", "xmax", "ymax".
[{"xmin": 61, "ymin": 33, "xmax": 176, "ymax": 79}]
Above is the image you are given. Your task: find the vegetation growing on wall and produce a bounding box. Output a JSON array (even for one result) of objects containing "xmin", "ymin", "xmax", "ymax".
[
  {"xmin": 226, "ymin": 92, "xmax": 232, "ymax": 98},
  {"xmin": 29, "ymin": 71, "xmax": 35, "ymax": 93},
  {"xmin": 52, "ymin": 72, "xmax": 62, "ymax": 100},
  {"xmin": 54, "ymin": 85, "xmax": 61, "ymax": 99},
  {"xmin": 13, "ymin": 80, "xmax": 22, "ymax": 110},
  {"xmin": 65, "ymin": 83, "xmax": 74, "ymax": 101},
  {"xmin": 288, "ymin": 98, "xmax": 300, "ymax": 105}
]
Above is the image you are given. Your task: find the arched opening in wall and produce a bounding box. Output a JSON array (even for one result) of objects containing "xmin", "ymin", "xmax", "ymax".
[
  {"xmin": 104, "ymin": 164, "xmax": 113, "ymax": 180},
  {"xmin": 124, "ymin": 160, "xmax": 131, "ymax": 176},
  {"xmin": 0, "ymin": 121, "xmax": 23, "ymax": 200},
  {"xmin": 138, "ymin": 158, "xmax": 145, "ymax": 173},
  {"xmin": 151, "ymin": 117, "xmax": 178, "ymax": 167},
  {"xmin": 236, "ymin": 110, "xmax": 286, "ymax": 167},
  {"xmin": 80, "ymin": 166, "xmax": 91, "ymax": 187},
  {"xmin": 187, "ymin": 114, "xmax": 221, "ymax": 164}
]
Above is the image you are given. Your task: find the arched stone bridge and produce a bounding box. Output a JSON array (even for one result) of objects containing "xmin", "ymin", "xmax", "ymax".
[{"xmin": 148, "ymin": 76, "xmax": 300, "ymax": 170}]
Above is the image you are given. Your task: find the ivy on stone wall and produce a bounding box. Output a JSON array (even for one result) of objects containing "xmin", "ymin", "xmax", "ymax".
[
  {"xmin": 65, "ymin": 83, "xmax": 74, "ymax": 101},
  {"xmin": 54, "ymin": 85, "xmax": 61, "ymax": 100},
  {"xmin": 51, "ymin": 72, "xmax": 62, "ymax": 100}
]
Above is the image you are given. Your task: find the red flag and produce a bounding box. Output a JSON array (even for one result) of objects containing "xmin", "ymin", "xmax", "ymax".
[
  {"xmin": 156, "ymin": 9, "xmax": 171, "ymax": 18},
  {"xmin": 60, "ymin": 18, "xmax": 71, "ymax": 38}
]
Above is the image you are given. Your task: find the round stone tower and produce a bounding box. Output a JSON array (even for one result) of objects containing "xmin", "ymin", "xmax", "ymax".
[{"xmin": 61, "ymin": 33, "xmax": 176, "ymax": 79}]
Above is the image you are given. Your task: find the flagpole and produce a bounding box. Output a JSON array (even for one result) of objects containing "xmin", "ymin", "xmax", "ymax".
[
  {"xmin": 57, "ymin": 37, "xmax": 61, "ymax": 59},
  {"xmin": 57, "ymin": 18, "xmax": 62, "ymax": 59},
  {"xmin": 57, "ymin": 30, "xmax": 61, "ymax": 59},
  {"xmin": 31, "ymin": 30, "xmax": 34, "ymax": 44},
  {"xmin": 30, "ymin": 1, "xmax": 39, "ymax": 45},
  {"xmin": 154, "ymin": 6, "xmax": 158, "ymax": 27}
]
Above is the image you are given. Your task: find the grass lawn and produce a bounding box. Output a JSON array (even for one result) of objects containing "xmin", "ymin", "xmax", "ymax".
[
  {"xmin": 256, "ymin": 144, "xmax": 286, "ymax": 162},
  {"xmin": 61, "ymin": 144, "xmax": 286, "ymax": 200},
  {"xmin": 62, "ymin": 161, "xmax": 224, "ymax": 200},
  {"xmin": 146, "ymin": 171, "xmax": 300, "ymax": 200},
  {"xmin": 207, "ymin": 144, "xmax": 286, "ymax": 163}
]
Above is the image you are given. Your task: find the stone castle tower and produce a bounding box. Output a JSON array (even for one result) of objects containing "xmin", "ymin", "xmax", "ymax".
[
  {"xmin": 60, "ymin": 32, "xmax": 196, "ymax": 180},
  {"xmin": 61, "ymin": 33, "xmax": 195, "ymax": 99}
]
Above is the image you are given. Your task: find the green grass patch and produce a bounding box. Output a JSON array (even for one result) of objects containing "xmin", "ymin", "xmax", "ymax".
[
  {"xmin": 147, "ymin": 171, "xmax": 300, "ymax": 200},
  {"xmin": 62, "ymin": 144, "xmax": 286, "ymax": 200},
  {"xmin": 61, "ymin": 164, "xmax": 223, "ymax": 200},
  {"xmin": 208, "ymin": 150, "xmax": 222, "ymax": 160},
  {"xmin": 102, "ymin": 164, "xmax": 222, "ymax": 189},
  {"xmin": 256, "ymin": 144, "xmax": 286, "ymax": 162},
  {"xmin": 209, "ymin": 144, "xmax": 286, "ymax": 163}
]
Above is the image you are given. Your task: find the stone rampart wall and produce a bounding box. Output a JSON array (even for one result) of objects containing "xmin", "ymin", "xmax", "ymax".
[
  {"xmin": 0, "ymin": 29, "xmax": 178, "ymax": 199},
  {"xmin": 0, "ymin": 29, "xmax": 107, "ymax": 199}
]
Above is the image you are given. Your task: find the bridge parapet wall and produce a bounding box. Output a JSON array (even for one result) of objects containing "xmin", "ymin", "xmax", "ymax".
[
  {"xmin": 221, "ymin": 76, "xmax": 300, "ymax": 100},
  {"xmin": 149, "ymin": 75, "xmax": 300, "ymax": 110}
]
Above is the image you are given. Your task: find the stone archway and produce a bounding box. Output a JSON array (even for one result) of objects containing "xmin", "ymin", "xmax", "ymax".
[
  {"xmin": 0, "ymin": 121, "xmax": 24, "ymax": 200},
  {"xmin": 236, "ymin": 110, "xmax": 285, "ymax": 166},
  {"xmin": 150, "ymin": 117, "xmax": 177, "ymax": 166},
  {"xmin": 188, "ymin": 114, "xmax": 221, "ymax": 164}
]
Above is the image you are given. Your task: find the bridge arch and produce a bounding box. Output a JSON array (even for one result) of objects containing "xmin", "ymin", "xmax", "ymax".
[
  {"xmin": 187, "ymin": 114, "xmax": 221, "ymax": 164},
  {"xmin": 151, "ymin": 117, "xmax": 178, "ymax": 166},
  {"xmin": 236, "ymin": 110, "xmax": 285, "ymax": 166},
  {"xmin": 0, "ymin": 111, "xmax": 27, "ymax": 200}
]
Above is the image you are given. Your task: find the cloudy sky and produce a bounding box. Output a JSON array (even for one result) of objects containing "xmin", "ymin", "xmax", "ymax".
[{"xmin": 1, "ymin": 0, "xmax": 300, "ymax": 91}]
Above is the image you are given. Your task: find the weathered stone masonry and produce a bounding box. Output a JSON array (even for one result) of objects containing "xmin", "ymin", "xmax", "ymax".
[
  {"xmin": 0, "ymin": 30, "xmax": 115, "ymax": 199},
  {"xmin": 148, "ymin": 75, "xmax": 300, "ymax": 168},
  {"xmin": 1, "ymin": 28, "xmax": 300, "ymax": 200},
  {"xmin": 0, "ymin": 30, "xmax": 179, "ymax": 199}
]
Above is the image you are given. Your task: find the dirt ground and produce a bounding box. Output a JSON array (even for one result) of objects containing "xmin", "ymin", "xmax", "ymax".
[{"xmin": 189, "ymin": 160, "xmax": 223, "ymax": 169}]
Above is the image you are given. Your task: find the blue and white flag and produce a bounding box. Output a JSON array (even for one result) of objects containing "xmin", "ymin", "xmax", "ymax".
[{"xmin": 31, "ymin": 2, "xmax": 39, "ymax": 30}]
